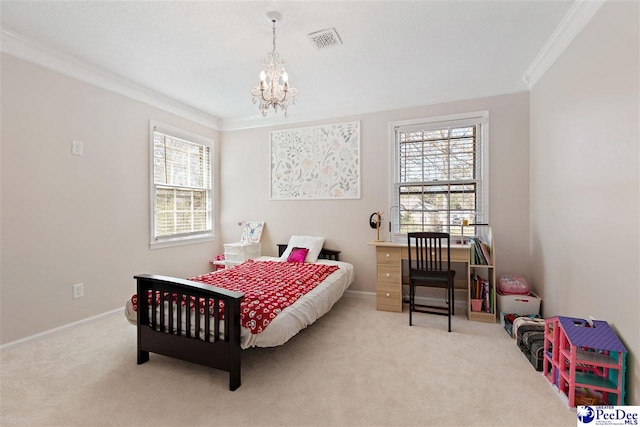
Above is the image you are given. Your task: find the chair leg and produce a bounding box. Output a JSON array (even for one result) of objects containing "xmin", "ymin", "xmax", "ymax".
[
  {"xmin": 447, "ymin": 284, "xmax": 452, "ymax": 332},
  {"xmin": 451, "ymin": 284, "xmax": 455, "ymax": 316},
  {"xmin": 445, "ymin": 286, "xmax": 453, "ymax": 315},
  {"xmin": 409, "ymin": 283, "xmax": 413, "ymax": 326}
]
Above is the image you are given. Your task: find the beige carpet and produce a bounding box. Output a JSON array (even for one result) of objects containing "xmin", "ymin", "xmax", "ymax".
[{"xmin": 0, "ymin": 294, "xmax": 576, "ymax": 426}]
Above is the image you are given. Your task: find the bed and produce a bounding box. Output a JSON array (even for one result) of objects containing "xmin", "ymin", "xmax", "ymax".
[{"xmin": 124, "ymin": 242, "xmax": 354, "ymax": 391}]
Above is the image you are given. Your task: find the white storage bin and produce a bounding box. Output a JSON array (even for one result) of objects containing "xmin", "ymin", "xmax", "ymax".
[
  {"xmin": 225, "ymin": 253, "xmax": 247, "ymax": 263},
  {"xmin": 497, "ymin": 291, "xmax": 541, "ymax": 316},
  {"xmin": 224, "ymin": 242, "xmax": 261, "ymax": 267}
]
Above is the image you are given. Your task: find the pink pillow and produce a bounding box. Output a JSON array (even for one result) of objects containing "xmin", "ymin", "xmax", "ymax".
[
  {"xmin": 286, "ymin": 247, "xmax": 309, "ymax": 263},
  {"xmin": 498, "ymin": 274, "xmax": 530, "ymax": 295}
]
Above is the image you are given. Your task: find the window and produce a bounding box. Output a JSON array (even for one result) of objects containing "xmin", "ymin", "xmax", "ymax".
[
  {"xmin": 390, "ymin": 112, "xmax": 488, "ymax": 238},
  {"xmin": 150, "ymin": 121, "xmax": 213, "ymax": 248}
]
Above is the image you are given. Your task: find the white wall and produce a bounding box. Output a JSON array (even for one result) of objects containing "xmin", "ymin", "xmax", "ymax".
[
  {"xmin": 220, "ymin": 92, "xmax": 531, "ymax": 295},
  {"xmin": 0, "ymin": 55, "xmax": 221, "ymax": 344},
  {"xmin": 530, "ymin": 0, "xmax": 639, "ymax": 404}
]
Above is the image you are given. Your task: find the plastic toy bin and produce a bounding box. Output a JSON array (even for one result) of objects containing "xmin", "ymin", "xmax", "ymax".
[
  {"xmin": 223, "ymin": 242, "xmax": 261, "ymax": 267},
  {"xmin": 497, "ymin": 291, "xmax": 541, "ymax": 315}
]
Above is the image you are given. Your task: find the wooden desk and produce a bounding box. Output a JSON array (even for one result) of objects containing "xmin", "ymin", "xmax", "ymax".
[{"xmin": 369, "ymin": 240, "xmax": 496, "ymax": 323}]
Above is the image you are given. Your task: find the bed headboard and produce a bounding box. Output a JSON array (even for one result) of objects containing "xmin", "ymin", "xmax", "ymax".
[{"xmin": 277, "ymin": 244, "xmax": 341, "ymax": 261}]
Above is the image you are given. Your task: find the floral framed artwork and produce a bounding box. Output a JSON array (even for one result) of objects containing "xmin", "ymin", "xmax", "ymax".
[{"xmin": 270, "ymin": 121, "xmax": 360, "ymax": 200}]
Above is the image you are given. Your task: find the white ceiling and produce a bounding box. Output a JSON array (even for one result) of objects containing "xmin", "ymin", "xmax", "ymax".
[{"xmin": 0, "ymin": 1, "xmax": 575, "ymax": 129}]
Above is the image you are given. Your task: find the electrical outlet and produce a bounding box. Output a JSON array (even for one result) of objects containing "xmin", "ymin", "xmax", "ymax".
[
  {"xmin": 71, "ymin": 140, "xmax": 83, "ymax": 156},
  {"xmin": 73, "ymin": 283, "xmax": 84, "ymax": 299}
]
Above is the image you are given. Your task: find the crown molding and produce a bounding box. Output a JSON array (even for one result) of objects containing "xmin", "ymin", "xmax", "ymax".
[
  {"xmin": 220, "ymin": 87, "xmax": 526, "ymax": 131},
  {"xmin": 1, "ymin": 28, "xmax": 221, "ymax": 130},
  {"xmin": 523, "ymin": 0, "xmax": 606, "ymax": 89},
  {"xmin": 220, "ymin": 98, "xmax": 430, "ymax": 131},
  {"xmin": 219, "ymin": 104, "xmax": 369, "ymax": 131}
]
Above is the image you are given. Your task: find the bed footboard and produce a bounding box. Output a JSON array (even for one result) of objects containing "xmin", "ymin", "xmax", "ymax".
[{"xmin": 134, "ymin": 274, "xmax": 244, "ymax": 391}]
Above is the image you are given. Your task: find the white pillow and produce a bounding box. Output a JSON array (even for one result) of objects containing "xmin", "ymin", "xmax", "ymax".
[{"xmin": 279, "ymin": 236, "xmax": 325, "ymax": 263}]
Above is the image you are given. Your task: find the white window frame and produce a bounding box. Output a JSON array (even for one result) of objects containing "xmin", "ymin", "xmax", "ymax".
[
  {"xmin": 388, "ymin": 111, "xmax": 489, "ymax": 241},
  {"xmin": 149, "ymin": 120, "xmax": 214, "ymax": 249}
]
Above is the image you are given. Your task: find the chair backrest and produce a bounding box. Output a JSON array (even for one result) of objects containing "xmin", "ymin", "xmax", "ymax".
[{"xmin": 407, "ymin": 232, "xmax": 451, "ymax": 273}]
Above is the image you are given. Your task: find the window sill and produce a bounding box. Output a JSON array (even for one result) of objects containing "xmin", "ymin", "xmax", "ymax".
[{"xmin": 150, "ymin": 233, "xmax": 215, "ymax": 250}]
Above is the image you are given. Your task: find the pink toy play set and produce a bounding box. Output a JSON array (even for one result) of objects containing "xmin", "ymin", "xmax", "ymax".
[{"xmin": 543, "ymin": 316, "xmax": 627, "ymax": 407}]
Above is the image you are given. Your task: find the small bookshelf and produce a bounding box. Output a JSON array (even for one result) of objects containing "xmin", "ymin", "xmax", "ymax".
[{"xmin": 467, "ymin": 226, "xmax": 496, "ymax": 323}]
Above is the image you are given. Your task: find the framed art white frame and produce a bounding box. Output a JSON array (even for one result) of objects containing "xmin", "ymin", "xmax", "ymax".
[{"xmin": 270, "ymin": 121, "xmax": 361, "ymax": 200}]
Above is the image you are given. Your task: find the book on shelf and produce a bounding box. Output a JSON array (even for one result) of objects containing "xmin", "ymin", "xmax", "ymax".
[
  {"xmin": 490, "ymin": 284, "xmax": 494, "ymax": 313},
  {"xmin": 469, "ymin": 238, "xmax": 485, "ymax": 265},
  {"xmin": 478, "ymin": 240, "xmax": 493, "ymax": 266},
  {"xmin": 469, "ymin": 237, "xmax": 492, "ymax": 266},
  {"xmin": 470, "ymin": 241, "xmax": 476, "ymax": 266},
  {"xmin": 484, "ymin": 281, "xmax": 490, "ymax": 313}
]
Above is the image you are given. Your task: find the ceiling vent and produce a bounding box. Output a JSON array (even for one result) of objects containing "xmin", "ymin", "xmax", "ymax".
[{"xmin": 307, "ymin": 28, "xmax": 342, "ymax": 50}]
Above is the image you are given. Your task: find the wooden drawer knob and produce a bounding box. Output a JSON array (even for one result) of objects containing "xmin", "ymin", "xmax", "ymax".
[
  {"xmin": 385, "ymin": 253, "xmax": 391, "ymax": 258},
  {"xmin": 385, "ymin": 273, "xmax": 390, "ymax": 278},
  {"xmin": 386, "ymin": 293, "xmax": 390, "ymax": 297}
]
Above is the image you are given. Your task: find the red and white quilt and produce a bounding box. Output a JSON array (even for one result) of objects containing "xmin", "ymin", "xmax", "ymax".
[{"xmin": 131, "ymin": 260, "xmax": 339, "ymax": 334}]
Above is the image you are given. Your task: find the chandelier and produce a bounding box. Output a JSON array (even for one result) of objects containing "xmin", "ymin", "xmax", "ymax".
[{"xmin": 250, "ymin": 12, "xmax": 297, "ymax": 117}]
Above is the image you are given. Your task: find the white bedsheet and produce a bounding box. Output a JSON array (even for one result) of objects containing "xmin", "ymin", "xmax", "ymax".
[{"xmin": 124, "ymin": 257, "xmax": 354, "ymax": 349}]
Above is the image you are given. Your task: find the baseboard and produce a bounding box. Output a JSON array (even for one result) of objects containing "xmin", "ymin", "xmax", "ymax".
[
  {"xmin": 411, "ymin": 294, "xmax": 467, "ymax": 312},
  {"xmin": 0, "ymin": 307, "xmax": 123, "ymax": 351},
  {"xmin": 344, "ymin": 289, "xmax": 376, "ymax": 299},
  {"xmin": 345, "ymin": 289, "xmax": 467, "ymax": 311}
]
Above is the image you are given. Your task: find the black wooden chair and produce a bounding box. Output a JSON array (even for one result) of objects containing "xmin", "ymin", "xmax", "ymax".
[{"xmin": 407, "ymin": 232, "xmax": 456, "ymax": 332}]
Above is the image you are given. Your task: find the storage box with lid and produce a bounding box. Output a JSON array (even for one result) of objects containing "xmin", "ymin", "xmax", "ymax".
[
  {"xmin": 497, "ymin": 291, "xmax": 541, "ymax": 316},
  {"xmin": 224, "ymin": 242, "xmax": 261, "ymax": 267}
]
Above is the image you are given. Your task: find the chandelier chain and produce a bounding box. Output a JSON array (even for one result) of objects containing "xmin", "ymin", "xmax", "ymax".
[{"xmin": 272, "ymin": 20, "xmax": 276, "ymax": 55}]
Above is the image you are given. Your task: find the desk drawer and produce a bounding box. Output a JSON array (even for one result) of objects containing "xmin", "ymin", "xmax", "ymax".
[
  {"xmin": 376, "ymin": 282, "xmax": 401, "ymax": 296},
  {"xmin": 376, "ymin": 284, "xmax": 402, "ymax": 312},
  {"xmin": 377, "ymin": 264, "xmax": 401, "ymax": 285},
  {"xmin": 376, "ymin": 247, "xmax": 401, "ymax": 265}
]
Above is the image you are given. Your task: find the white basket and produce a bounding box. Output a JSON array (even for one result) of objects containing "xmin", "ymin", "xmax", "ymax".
[
  {"xmin": 224, "ymin": 253, "xmax": 248, "ymax": 263},
  {"xmin": 497, "ymin": 291, "xmax": 541, "ymax": 315}
]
